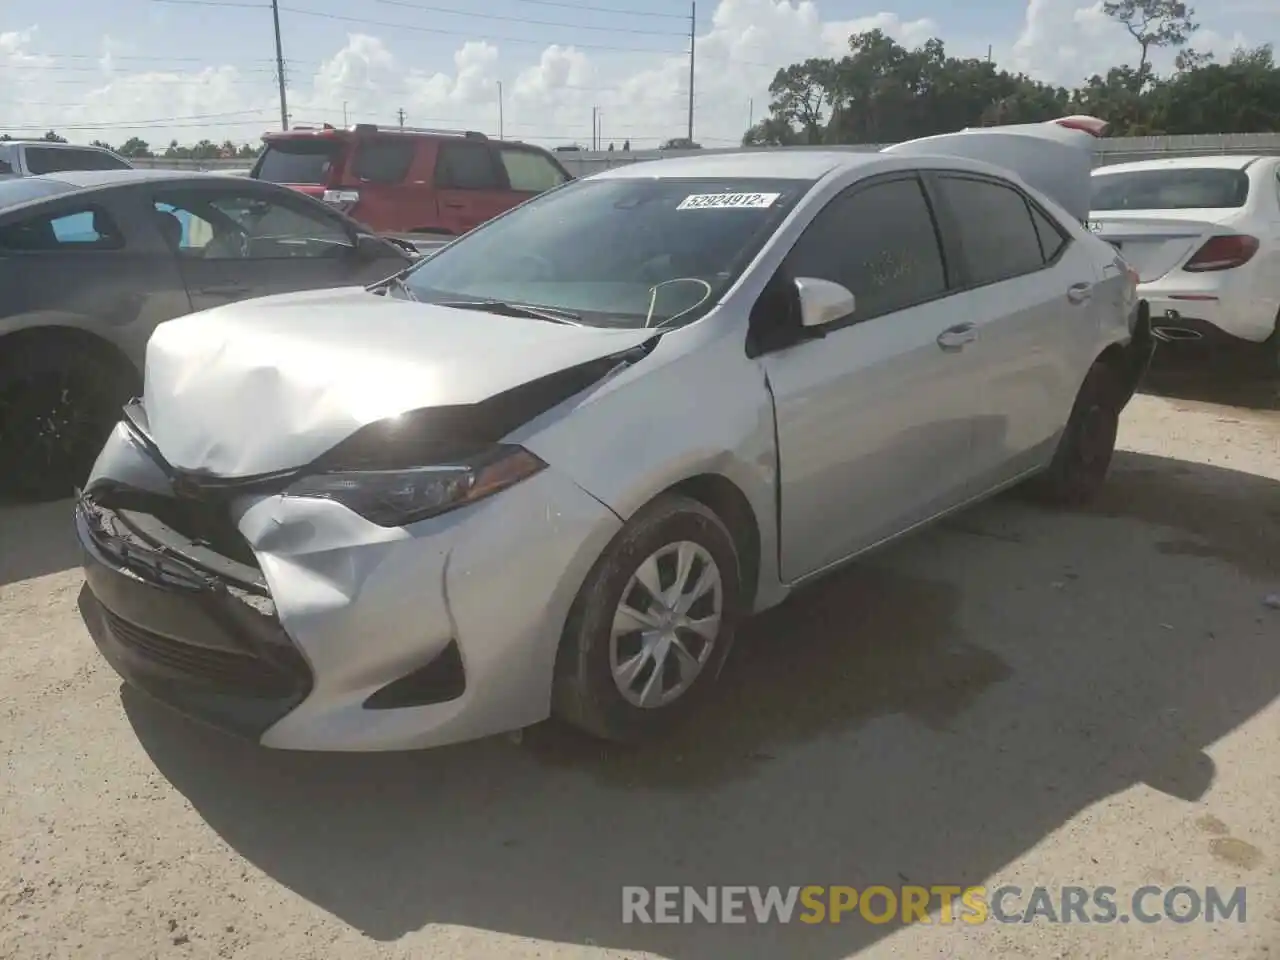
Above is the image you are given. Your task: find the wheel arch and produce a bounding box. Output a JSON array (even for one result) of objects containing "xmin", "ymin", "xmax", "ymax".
[
  {"xmin": 0, "ymin": 322, "xmax": 141, "ymax": 385},
  {"xmin": 666, "ymin": 472, "xmax": 762, "ymax": 611}
]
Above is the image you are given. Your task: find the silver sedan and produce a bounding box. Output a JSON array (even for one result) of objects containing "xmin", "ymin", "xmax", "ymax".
[{"xmin": 74, "ymin": 119, "xmax": 1154, "ymax": 751}]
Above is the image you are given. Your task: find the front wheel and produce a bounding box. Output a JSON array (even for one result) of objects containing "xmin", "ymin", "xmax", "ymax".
[
  {"xmin": 553, "ymin": 494, "xmax": 742, "ymax": 743},
  {"xmin": 0, "ymin": 336, "xmax": 139, "ymax": 503}
]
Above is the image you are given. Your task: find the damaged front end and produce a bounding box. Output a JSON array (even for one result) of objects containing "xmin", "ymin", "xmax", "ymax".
[
  {"xmin": 75, "ymin": 418, "xmax": 312, "ymax": 740},
  {"xmin": 75, "ymin": 333, "xmax": 649, "ymax": 749}
]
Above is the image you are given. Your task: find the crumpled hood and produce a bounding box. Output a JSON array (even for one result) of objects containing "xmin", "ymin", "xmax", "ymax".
[{"xmin": 142, "ymin": 286, "xmax": 655, "ymax": 477}]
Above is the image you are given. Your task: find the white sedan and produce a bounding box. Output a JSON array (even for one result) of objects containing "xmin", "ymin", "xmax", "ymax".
[
  {"xmin": 73, "ymin": 119, "xmax": 1154, "ymax": 752},
  {"xmin": 1089, "ymin": 154, "xmax": 1280, "ymax": 373}
]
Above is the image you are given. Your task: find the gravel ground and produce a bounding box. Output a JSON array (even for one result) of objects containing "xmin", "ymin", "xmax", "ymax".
[{"xmin": 2, "ymin": 378, "xmax": 1278, "ymax": 960}]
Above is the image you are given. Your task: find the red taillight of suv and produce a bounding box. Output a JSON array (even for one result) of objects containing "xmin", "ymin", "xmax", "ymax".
[{"xmin": 1182, "ymin": 234, "xmax": 1260, "ymax": 272}]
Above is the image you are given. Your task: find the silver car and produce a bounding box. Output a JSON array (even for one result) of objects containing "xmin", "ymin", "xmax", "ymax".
[{"xmin": 75, "ymin": 120, "xmax": 1154, "ymax": 752}]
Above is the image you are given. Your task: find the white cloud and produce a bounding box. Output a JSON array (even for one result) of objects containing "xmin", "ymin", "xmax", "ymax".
[
  {"xmin": 0, "ymin": 1, "xmax": 942, "ymax": 149},
  {"xmin": 1009, "ymin": 0, "xmax": 1273, "ymax": 84}
]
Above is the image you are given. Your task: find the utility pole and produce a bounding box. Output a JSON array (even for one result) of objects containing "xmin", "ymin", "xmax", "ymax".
[
  {"xmin": 686, "ymin": 1, "xmax": 696, "ymax": 142},
  {"xmin": 342, "ymin": 101, "xmax": 348, "ymax": 126},
  {"xmin": 986, "ymin": 45, "xmax": 993, "ymax": 62},
  {"xmin": 270, "ymin": 0, "xmax": 288, "ymax": 130},
  {"xmin": 497, "ymin": 81, "xmax": 504, "ymax": 139},
  {"xmin": 748, "ymin": 97, "xmax": 753, "ymax": 131},
  {"xmin": 397, "ymin": 107, "xmax": 406, "ymax": 128},
  {"xmin": 591, "ymin": 105, "xmax": 597, "ymax": 150}
]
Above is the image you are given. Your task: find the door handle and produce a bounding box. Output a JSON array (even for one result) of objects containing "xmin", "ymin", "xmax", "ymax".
[
  {"xmin": 1067, "ymin": 282, "xmax": 1094, "ymax": 304},
  {"xmin": 936, "ymin": 322, "xmax": 977, "ymax": 351},
  {"xmin": 198, "ymin": 284, "xmax": 250, "ymax": 297},
  {"xmin": 443, "ymin": 202, "xmax": 465, "ymax": 209}
]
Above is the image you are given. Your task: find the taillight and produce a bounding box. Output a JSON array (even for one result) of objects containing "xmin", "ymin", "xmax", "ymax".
[
  {"xmin": 1182, "ymin": 234, "xmax": 1259, "ymax": 272},
  {"xmin": 322, "ymin": 189, "xmax": 360, "ymax": 212}
]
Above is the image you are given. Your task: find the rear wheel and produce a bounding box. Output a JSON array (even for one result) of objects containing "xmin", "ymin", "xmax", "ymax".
[
  {"xmin": 1029, "ymin": 360, "xmax": 1124, "ymax": 507},
  {"xmin": 553, "ymin": 494, "xmax": 742, "ymax": 743},
  {"xmin": 0, "ymin": 335, "xmax": 140, "ymax": 502}
]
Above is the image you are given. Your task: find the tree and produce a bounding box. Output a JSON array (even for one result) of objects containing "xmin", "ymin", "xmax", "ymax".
[
  {"xmin": 117, "ymin": 137, "xmax": 153, "ymax": 158},
  {"xmin": 90, "ymin": 139, "xmax": 115, "ymax": 152},
  {"xmin": 1102, "ymin": 0, "xmax": 1199, "ymax": 81},
  {"xmin": 42, "ymin": 130, "xmax": 67, "ymax": 143},
  {"xmin": 766, "ymin": 58, "xmax": 838, "ymax": 144}
]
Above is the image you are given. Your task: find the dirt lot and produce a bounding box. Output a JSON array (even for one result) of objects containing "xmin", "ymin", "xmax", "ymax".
[{"xmin": 2, "ymin": 372, "xmax": 1278, "ymax": 960}]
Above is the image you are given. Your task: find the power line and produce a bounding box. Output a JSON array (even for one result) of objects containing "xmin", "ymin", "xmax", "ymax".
[
  {"xmin": 0, "ymin": 109, "xmax": 271, "ymax": 130},
  {"xmin": 504, "ymin": 0, "xmax": 688, "ymax": 18},
  {"xmin": 371, "ymin": 0, "xmax": 687, "ymax": 37},
  {"xmin": 279, "ymin": 6, "xmax": 686, "ymax": 54}
]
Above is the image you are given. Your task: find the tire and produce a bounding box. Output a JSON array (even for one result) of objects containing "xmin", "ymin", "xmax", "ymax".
[
  {"xmin": 0, "ymin": 335, "xmax": 140, "ymax": 503},
  {"xmin": 552, "ymin": 494, "xmax": 743, "ymax": 743},
  {"xmin": 1029, "ymin": 360, "xmax": 1124, "ymax": 507}
]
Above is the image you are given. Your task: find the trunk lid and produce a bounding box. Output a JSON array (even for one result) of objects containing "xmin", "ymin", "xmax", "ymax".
[
  {"xmin": 1085, "ymin": 209, "xmax": 1237, "ymax": 282},
  {"xmin": 142, "ymin": 287, "xmax": 657, "ymax": 478},
  {"xmin": 882, "ymin": 120, "xmax": 1101, "ymax": 223}
]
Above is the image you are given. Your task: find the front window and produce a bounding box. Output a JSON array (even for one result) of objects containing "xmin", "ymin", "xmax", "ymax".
[
  {"xmin": 254, "ymin": 139, "xmax": 342, "ymax": 184},
  {"xmin": 1091, "ymin": 168, "xmax": 1250, "ymax": 210},
  {"xmin": 402, "ymin": 177, "xmax": 812, "ymax": 328}
]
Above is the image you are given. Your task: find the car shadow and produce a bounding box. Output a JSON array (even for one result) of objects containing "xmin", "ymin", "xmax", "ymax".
[
  {"xmin": 1139, "ymin": 350, "xmax": 1280, "ymax": 412},
  {"xmin": 123, "ymin": 450, "xmax": 1280, "ymax": 959},
  {"xmin": 0, "ymin": 498, "xmax": 80, "ymax": 587}
]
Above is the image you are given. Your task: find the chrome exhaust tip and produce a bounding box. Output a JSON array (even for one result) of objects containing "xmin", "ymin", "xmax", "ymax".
[{"xmin": 1152, "ymin": 326, "xmax": 1204, "ymax": 343}]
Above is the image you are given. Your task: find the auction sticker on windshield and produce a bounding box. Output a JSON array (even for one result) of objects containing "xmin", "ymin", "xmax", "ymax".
[{"xmin": 677, "ymin": 192, "xmax": 781, "ymax": 210}]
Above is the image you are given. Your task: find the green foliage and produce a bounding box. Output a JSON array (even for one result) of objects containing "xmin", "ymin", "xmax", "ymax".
[{"xmin": 745, "ymin": 8, "xmax": 1279, "ymax": 145}]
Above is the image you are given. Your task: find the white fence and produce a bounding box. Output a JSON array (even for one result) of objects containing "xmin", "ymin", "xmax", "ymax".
[{"xmin": 133, "ymin": 132, "xmax": 1280, "ymax": 176}]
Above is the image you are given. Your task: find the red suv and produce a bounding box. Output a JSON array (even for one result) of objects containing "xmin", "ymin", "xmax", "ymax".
[{"xmin": 249, "ymin": 124, "xmax": 574, "ymax": 237}]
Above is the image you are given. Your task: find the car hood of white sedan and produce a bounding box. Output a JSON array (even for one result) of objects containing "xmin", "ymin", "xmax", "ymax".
[{"xmin": 142, "ymin": 286, "xmax": 657, "ymax": 477}]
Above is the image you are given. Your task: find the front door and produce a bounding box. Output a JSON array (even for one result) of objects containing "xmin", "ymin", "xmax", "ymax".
[
  {"xmin": 432, "ymin": 140, "xmax": 513, "ymax": 235},
  {"xmin": 149, "ymin": 184, "xmax": 404, "ymax": 311},
  {"xmin": 755, "ymin": 174, "xmax": 987, "ymax": 582}
]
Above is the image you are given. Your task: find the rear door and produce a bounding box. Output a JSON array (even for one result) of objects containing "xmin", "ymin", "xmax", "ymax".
[
  {"xmin": 148, "ymin": 182, "xmax": 405, "ymax": 311},
  {"xmin": 928, "ymin": 171, "xmax": 1098, "ymax": 490},
  {"xmin": 432, "ymin": 140, "xmax": 510, "ymax": 235}
]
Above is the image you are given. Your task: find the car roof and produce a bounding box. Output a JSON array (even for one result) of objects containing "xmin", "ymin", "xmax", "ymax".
[
  {"xmin": 1094, "ymin": 155, "xmax": 1268, "ymax": 174},
  {"xmin": 589, "ymin": 149, "xmax": 886, "ymax": 181},
  {"xmin": 23, "ymin": 169, "xmax": 246, "ymax": 189},
  {"xmin": 0, "ymin": 140, "xmax": 117, "ymax": 150}
]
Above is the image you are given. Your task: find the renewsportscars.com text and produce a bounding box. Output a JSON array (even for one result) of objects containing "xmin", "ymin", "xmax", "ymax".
[{"xmin": 621, "ymin": 885, "xmax": 1248, "ymax": 925}]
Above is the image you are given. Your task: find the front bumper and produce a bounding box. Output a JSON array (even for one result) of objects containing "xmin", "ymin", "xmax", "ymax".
[
  {"xmin": 77, "ymin": 424, "xmax": 624, "ymax": 751},
  {"xmin": 77, "ymin": 498, "xmax": 312, "ymax": 741}
]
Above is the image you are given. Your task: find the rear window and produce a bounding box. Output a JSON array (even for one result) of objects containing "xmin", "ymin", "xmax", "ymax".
[
  {"xmin": 1091, "ymin": 168, "xmax": 1250, "ymax": 211},
  {"xmin": 24, "ymin": 148, "xmax": 131, "ymax": 175},
  {"xmin": 255, "ymin": 139, "xmax": 342, "ymax": 184},
  {"xmin": 0, "ymin": 177, "xmax": 73, "ymax": 209}
]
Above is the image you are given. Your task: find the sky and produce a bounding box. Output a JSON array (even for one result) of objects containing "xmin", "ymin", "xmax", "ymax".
[{"xmin": 0, "ymin": 0, "xmax": 1276, "ymax": 149}]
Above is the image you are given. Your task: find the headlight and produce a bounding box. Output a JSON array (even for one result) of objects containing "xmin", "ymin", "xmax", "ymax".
[{"xmin": 284, "ymin": 444, "xmax": 546, "ymax": 527}]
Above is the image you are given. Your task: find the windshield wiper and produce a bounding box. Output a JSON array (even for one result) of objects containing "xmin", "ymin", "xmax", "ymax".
[{"xmin": 438, "ymin": 299, "xmax": 584, "ymax": 325}]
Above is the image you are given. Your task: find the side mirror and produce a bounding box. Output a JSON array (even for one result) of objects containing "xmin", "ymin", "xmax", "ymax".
[
  {"xmin": 794, "ymin": 277, "xmax": 856, "ymax": 328},
  {"xmin": 355, "ymin": 233, "xmax": 393, "ymax": 261}
]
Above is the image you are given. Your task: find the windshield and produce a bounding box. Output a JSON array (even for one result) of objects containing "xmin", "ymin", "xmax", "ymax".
[
  {"xmin": 402, "ymin": 176, "xmax": 812, "ymax": 328},
  {"xmin": 1091, "ymin": 168, "xmax": 1250, "ymax": 211},
  {"xmin": 0, "ymin": 177, "xmax": 73, "ymax": 209},
  {"xmin": 254, "ymin": 139, "xmax": 341, "ymax": 184}
]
